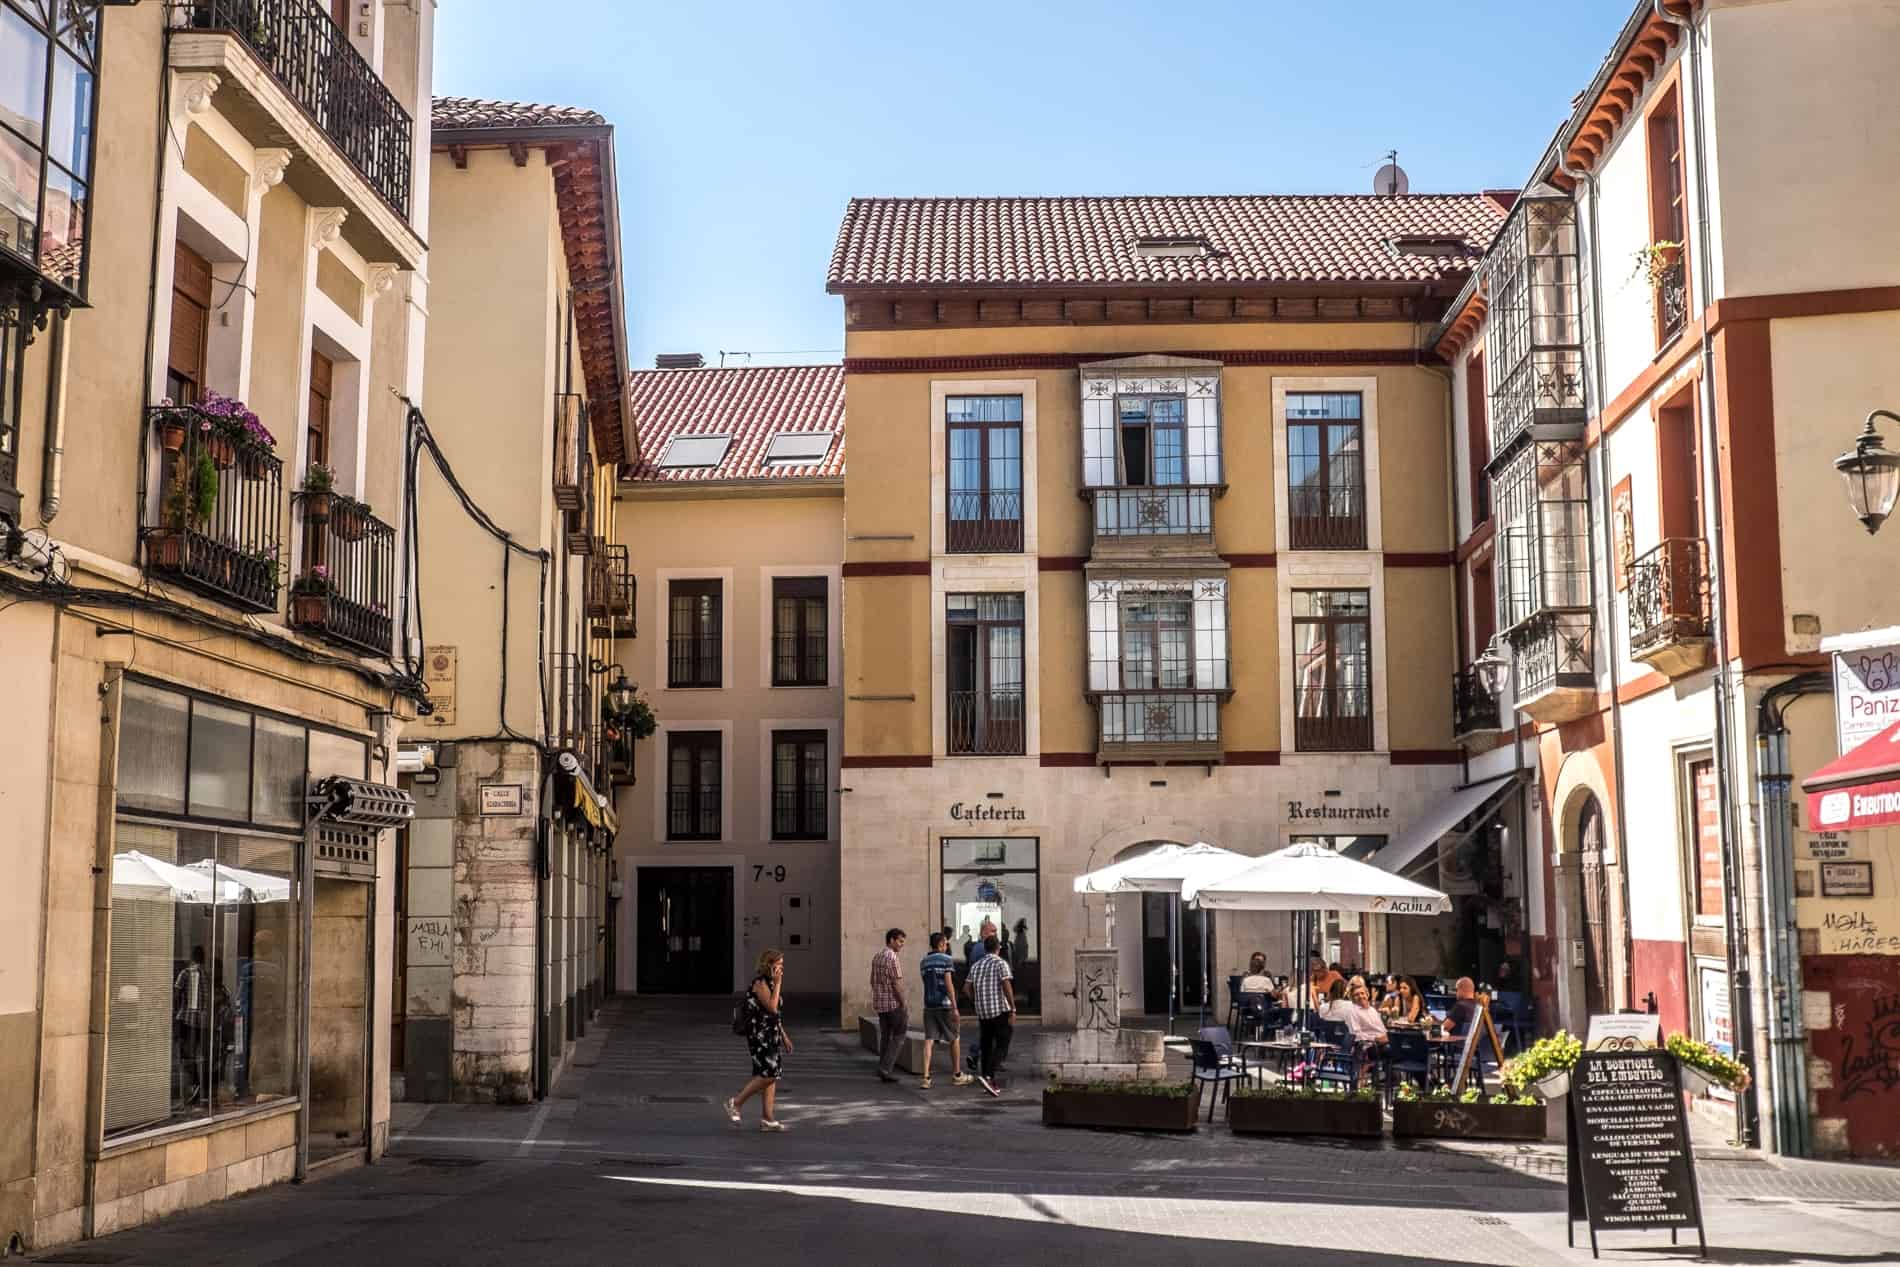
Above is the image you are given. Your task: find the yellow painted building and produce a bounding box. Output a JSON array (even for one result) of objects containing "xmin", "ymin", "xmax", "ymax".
[
  {"xmin": 826, "ymin": 194, "xmax": 1512, "ymax": 1026},
  {"xmin": 612, "ymin": 363, "xmax": 845, "ymax": 1001},
  {"xmin": 0, "ymin": 1, "xmax": 432, "ymax": 1248},
  {"xmin": 396, "ymin": 99, "xmax": 630, "ymax": 1103}
]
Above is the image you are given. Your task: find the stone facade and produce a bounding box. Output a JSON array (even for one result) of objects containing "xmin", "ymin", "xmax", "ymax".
[{"xmin": 450, "ymin": 742, "xmax": 541, "ymax": 1104}]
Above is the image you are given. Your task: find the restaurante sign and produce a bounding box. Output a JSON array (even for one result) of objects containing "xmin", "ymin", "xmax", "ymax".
[{"xmin": 1285, "ymin": 800, "xmax": 1391, "ymax": 823}]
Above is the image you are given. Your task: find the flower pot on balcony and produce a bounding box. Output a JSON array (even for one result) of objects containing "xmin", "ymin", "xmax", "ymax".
[
  {"xmin": 301, "ymin": 490, "xmax": 331, "ymax": 524},
  {"xmin": 206, "ymin": 433, "xmax": 238, "ymax": 470},
  {"xmin": 237, "ymin": 445, "xmax": 270, "ymax": 481},
  {"xmin": 334, "ymin": 505, "xmax": 367, "ymax": 543},
  {"xmin": 147, "ymin": 532, "xmax": 185, "ymax": 570},
  {"xmin": 290, "ymin": 594, "xmax": 328, "ymax": 628},
  {"xmin": 159, "ymin": 420, "xmax": 188, "ymax": 452}
]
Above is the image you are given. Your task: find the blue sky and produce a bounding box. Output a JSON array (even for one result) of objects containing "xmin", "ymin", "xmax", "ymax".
[{"xmin": 435, "ymin": 1, "xmax": 1638, "ymax": 369}]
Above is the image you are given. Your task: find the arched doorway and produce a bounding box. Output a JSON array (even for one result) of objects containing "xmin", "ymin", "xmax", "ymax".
[{"xmin": 1577, "ymin": 795, "xmax": 1612, "ymax": 1017}]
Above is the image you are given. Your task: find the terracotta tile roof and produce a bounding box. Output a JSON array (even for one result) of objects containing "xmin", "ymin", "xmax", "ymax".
[
  {"xmin": 625, "ymin": 365, "xmax": 845, "ymax": 484},
  {"xmin": 827, "ymin": 195, "xmax": 1507, "ymax": 291},
  {"xmin": 431, "ymin": 97, "xmax": 606, "ymax": 131}
]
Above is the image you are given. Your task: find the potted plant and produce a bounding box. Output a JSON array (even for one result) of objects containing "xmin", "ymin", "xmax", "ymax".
[
  {"xmin": 153, "ymin": 397, "xmax": 192, "ymax": 452},
  {"xmin": 1502, "ymin": 1030, "xmax": 1582, "ymax": 1100},
  {"xmin": 1631, "ymin": 240, "xmax": 1683, "ymax": 289},
  {"xmin": 332, "ymin": 494, "xmax": 369, "ymax": 543},
  {"xmin": 300, "ymin": 462, "xmax": 336, "ymax": 523},
  {"xmin": 1665, "ymin": 1033, "xmax": 1750, "ymax": 1095},
  {"xmin": 289, "ymin": 565, "xmax": 330, "ymax": 627},
  {"xmin": 1392, "ymin": 1083, "xmax": 1546, "ymax": 1142},
  {"xmin": 620, "ymin": 695, "xmax": 658, "ymax": 742},
  {"xmin": 247, "ymin": 544, "xmax": 281, "ymax": 594},
  {"xmin": 1041, "ymin": 1080, "xmax": 1201, "ymax": 1133},
  {"xmin": 1229, "ymin": 1082, "xmax": 1383, "ymax": 1138}
]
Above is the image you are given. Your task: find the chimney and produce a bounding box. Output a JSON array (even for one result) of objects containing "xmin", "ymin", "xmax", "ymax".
[{"xmin": 654, "ymin": 353, "xmax": 704, "ymax": 370}]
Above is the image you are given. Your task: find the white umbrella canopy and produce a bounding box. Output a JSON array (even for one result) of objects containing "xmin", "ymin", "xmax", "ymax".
[
  {"xmin": 110, "ymin": 851, "xmax": 258, "ymax": 904},
  {"xmin": 1182, "ymin": 841, "xmax": 1451, "ymax": 913},
  {"xmin": 183, "ymin": 859, "xmax": 291, "ymax": 903},
  {"xmin": 1072, "ymin": 841, "xmax": 1258, "ymax": 894}
]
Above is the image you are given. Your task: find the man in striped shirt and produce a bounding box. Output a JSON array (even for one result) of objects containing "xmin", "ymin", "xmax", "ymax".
[
  {"xmin": 870, "ymin": 929, "xmax": 908, "ymax": 1083},
  {"xmin": 966, "ymin": 933, "xmax": 1015, "ymax": 1096}
]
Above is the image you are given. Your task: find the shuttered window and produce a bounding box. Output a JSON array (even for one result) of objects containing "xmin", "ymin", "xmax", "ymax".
[{"xmin": 167, "ymin": 242, "xmax": 212, "ymax": 404}]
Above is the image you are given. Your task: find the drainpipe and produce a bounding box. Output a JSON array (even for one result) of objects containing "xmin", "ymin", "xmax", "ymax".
[
  {"xmin": 1653, "ymin": 0, "xmax": 1759, "ymax": 1150},
  {"xmin": 1555, "ymin": 153, "xmax": 1639, "ymax": 1018},
  {"xmin": 1755, "ymin": 673, "xmax": 1828, "ymax": 1157},
  {"xmin": 37, "ymin": 311, "xmax": 68, "ymax": 523}
]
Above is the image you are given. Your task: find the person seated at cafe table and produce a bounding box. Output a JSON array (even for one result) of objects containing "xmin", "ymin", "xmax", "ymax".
[
  {"xmin": 1240, "ymin": 952, "xmax": 1276, "ymax": 998},
  {"xmin": 1442, "ymin": 977, "xmax": 1480, "ymax": 1037},
  {"xmin": 1383, "ymin": 976, "xmax": 1426, "ymax": 1024},
  {"xmin": 1335, "ymin": 982, "xmax": 1390, "ymax": 1047},
  {"xmin": 1308, "ymin": 954, "xmax": 1342, "ymax": 999}
]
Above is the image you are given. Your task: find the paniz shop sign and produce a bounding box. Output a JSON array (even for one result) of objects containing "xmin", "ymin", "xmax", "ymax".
[{"xmin": 1835, "ymin": 643, "xmax": 1900, "ymax": 753}]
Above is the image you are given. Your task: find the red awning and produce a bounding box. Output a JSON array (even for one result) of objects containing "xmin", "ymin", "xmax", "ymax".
[{"xmin": 1804, "ymin": 718, "xmax": 1900, "ymax": 831}]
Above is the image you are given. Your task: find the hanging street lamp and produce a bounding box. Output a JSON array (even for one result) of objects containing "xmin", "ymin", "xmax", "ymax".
[
  {"xmin": 1835, "ymin": 410, "xmax": 1900, "ymax": 536},
  {"xmin": 1473, "ymin": 635, "xmax": 1512, "ymax": 700}
]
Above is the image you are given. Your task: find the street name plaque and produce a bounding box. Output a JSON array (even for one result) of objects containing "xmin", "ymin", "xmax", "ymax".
[{"xmin": 1566, "ymin": 1050, "xmax": 1707, "ymax": 1258}]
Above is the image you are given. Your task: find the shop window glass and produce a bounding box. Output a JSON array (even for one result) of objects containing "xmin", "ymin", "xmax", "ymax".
[
  {"xmin": 941, "ymin": 837, "xmax": 1039, "ymax": 1012},
  {"xmin": 252, "ymin": 715, "xmax": 306, "ymax": 828},
  {"xmin": 118, "ymin": 680, "xmax": 187, "ymax": 814},
  {"xmin": 188, "ymin": 700, "xmax": 251, "ymax": 820},
  {"xmin": 308, "ymin": 729, "xmax": 367, "ymax": 782},
  {"xmin": 215, "ymin": 833, "xmax": 297, "ymax": 1108}
]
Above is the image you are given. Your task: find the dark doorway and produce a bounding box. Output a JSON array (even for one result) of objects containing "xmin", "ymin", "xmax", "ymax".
[
  {"xmin": 1578, "ymin": 797, "xmax": 1612, "ymax": 1016},
  {"xmin": 636, "ymin": 867, "xmax": 733, "ymax": 994},
  {"xmin": 1139, "ymin": 894, "xmax": 1211, "ymax": 1017}
]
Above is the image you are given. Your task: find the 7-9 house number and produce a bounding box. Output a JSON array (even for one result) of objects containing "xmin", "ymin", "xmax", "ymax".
[{"xmin": 754, "ymin": 865, "xmax": 788, "ymax": 883}]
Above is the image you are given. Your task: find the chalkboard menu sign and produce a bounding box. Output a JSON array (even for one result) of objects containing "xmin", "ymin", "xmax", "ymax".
[{"xmin": 1566, "ymin": 1050, "xmax": 1707, "ymax": 1258}]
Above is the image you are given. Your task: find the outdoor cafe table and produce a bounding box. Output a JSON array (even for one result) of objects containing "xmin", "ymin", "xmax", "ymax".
[{"xmin": 1240, "ymin": 1038, "xmax": 1303, "ymax": 1080}]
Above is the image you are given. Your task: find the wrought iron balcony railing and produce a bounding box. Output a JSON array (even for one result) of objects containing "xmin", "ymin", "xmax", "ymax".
[
  {"xmin": 142, "ymin": 405, "xmax": 284, "ymax": 614},
  {"xmin": 946, "ymin": 490, "xmax": 1023, "ymax": 553},
  {"xmin": 947, "ymin": 687, "xmax": 1024, "ymax": 755},
  {"xmin": 1452, "ymin": 666, "xmax": 1503, "ymax": 739},
  {"xmin": 587, "ymin": 543, "xmax": 635, "ymax": 637},
  {"xmin": 554, "ymin": 652, "xmax": 592, "ymax": 754},
  {"xmin": 1292, "ymin": 690, "xmax": 1374, "ymax": 753},
  {"xmin": 1512, "ymin": 610, "xmax": 1594, "ymax": 707},
  {"xmin": 1090, "ymin": 486, "xmax": 1215, "ymax": 543},
  {"xmin": 1288, "ymin": 488, "xmax": 1367, "ymax": 550},
  {"xmin": 1096, "ymin": 690, "xmax": 1222, "ymax": 757},
  {"xmin": 188, "ymin": 0, "xmax": 414, "ymax": 218},
  {"xmin": 289, "ymin": 493, "xmax": 394, "ymax": 657},
  {"xmin": 1627, "ymin": 537, "xmax": 1710, "ymax": 655},
  {"xmin": 1657, "ymin": 256, "xmax": 1688, "ymax": 345}
]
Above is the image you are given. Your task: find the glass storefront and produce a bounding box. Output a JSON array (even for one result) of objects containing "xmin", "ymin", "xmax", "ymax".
[
  {"xmin": 941, "ymin": 837, "xmax": 1039, "ymax": 1012},
  {"xmin": 103, "ymin": 679, "xmax": 364, "ymax": 1139}
]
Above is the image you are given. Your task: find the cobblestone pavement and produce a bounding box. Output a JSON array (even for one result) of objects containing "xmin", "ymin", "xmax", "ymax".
[{"xmin": 45, "ymin": 997, "xmax": 1900, "ymax": 1266}]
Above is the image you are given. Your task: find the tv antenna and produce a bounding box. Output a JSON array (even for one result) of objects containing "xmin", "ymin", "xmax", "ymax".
[{"xmin": 1373, "ymin": 150, "xmax": 1409, "ymax": 197}]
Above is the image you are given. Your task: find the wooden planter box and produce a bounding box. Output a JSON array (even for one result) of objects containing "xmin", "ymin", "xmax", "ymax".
[
  {"xmin": 1392, "ymin": 1099, "xmax": 1546, "ymax": 1142},
  {"xmin": 1228, "ymin": 1094, "xmax": 1383, "ymax": 1138},
  {"xmin": 1041, "ymin": 1086, "xmax": 1200, "ymax": 1133}
]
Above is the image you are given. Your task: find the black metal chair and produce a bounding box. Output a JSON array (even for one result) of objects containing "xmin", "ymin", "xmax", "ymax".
[
  {"xmin": 1307, "ymin": 1018, "xmax": 1359, "ymax": 1092},
  {"xmin": 1236, "ymin": 991, "xmax": 1271, "ymax": 1042},
  {"xmin": 1188, "ymin": 1037, "xmax": 1250, "ymax": 1122},
  {"xmin": 1224, "ymin": 975, "xmax": 1244, "ymax": 1029},
  {"xmin": 1386, "ymin": 1029, "xmax": 1432, "ymax": 1104}
]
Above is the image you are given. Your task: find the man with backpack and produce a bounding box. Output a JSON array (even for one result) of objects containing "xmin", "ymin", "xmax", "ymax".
[{"xmin": 918, "ymin": 932, "xmax": 971, "ymax": 1090}]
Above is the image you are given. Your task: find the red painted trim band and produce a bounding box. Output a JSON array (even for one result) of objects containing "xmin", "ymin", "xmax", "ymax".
[
  {"xmin": 843, "ymin": 561, "xmax": 929, "ymax": 577},
  {"xmin": 843, "ymin": 349, "xmax": 1426, "ymax": 375},
  {"xmin": 841, "ymin": 755, "xmax": 933, "ymax": 769}
]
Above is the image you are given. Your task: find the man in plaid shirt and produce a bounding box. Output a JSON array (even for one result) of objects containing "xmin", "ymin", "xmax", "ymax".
[
  {"xmin": 870, "ymin": 929, "xmax": 908, "ymax": 1082},
  {"xmin": 965, "ymin": 933, "xmax": 1015, "ymax": 1096}
]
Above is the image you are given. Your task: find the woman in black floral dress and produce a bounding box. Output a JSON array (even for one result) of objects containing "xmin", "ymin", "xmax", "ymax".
[{"xmin": 725, "ymin": 949, "xmax": 792, "ymax": 1131}]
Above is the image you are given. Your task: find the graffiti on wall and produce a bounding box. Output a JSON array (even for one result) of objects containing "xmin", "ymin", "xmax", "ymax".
[{"xmin": 1841, "ymin": 993, "xmax": 1900, "ymax": 1102}]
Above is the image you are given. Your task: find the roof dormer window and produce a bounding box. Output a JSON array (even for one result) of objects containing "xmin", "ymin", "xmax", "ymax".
[
  {"xmin": 761, "ymin": 431, "xmax": 834, "ymax": 468},
  {"xmin": 1134, "ymin": 236, "xmax": 1213, "ymax": 259},
  {"xmin": 656, "ymin": 434, "xmax": 732, "ymax": 469}
]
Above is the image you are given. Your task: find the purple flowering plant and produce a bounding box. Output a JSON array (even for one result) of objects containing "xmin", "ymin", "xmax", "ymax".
[
  {"xmin": 197, "ymin": 389, "xmax": 276, "ymax": 451},
  {"xmin": 291, "ymin": 563, "xmax": 331, "ymax": 597}
]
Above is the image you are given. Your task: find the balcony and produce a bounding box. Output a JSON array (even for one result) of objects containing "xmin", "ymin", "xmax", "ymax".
[
  {"xmin": 1453, "ymin": 667, "xmax": 1504, "ymax": 741},
  {"xmin": 1627, "ymin": 537, "xmax": 1712, "ymax": 677},
  {"xmin": 1657, "ymin": 256, "xmax": 1688, "ymax": 346},
  {"xmin": 1087, "ymin": 486, "xmax": 1216, "ymax": 556},
  {"xmin": 142, "ymin": 405, "xmax": 285, "ymax": 614},
  {"xmin": 1485, "ymin": 197, "xmax": 1587, "ymax": 463},
  {"xmin": 554, "ymin": 652, "xmax": 592, "ymax": 754},
  {"xmin": 587, "ymin": 544, "xmax": 635, "ymax": 638},
  {"xmin": 1096, "ymin": 690, "xmax": 1223, "ymax": 763},
  {"xmin": 1293, "ymin": 689, "xmax": 1374, "ymax": 753},
  {"xmin": 1510, "ymin": 610, "xmax": 1595, "ymax": 724},
  {"xmin": 553, "ymin": 395, "xmax": 584, "ymax": 510},
  {"xmin": 946, "ymin": 491, "xmax": 1022, "ymax": 554},
  {"xmin": 948, "ymin": 688, "xmax": 1024, "ymax": 756},
  {"xmin": 172, "ymin": 0, "xmax": 421, "ymax": 267},
  {"xmin": 289, "ymin": 495, "xmax": 394, "ymax": 657}
]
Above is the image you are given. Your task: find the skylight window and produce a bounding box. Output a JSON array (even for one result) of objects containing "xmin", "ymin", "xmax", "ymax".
[
  {"xmin": 761, "ymin": 431, "xmax": 835, "ymax": 467},
  {"xmin": 1388, "ymin": 235, "xmax": 1475, "ymax": 259},
  {"xmin": 1134, "ymin": 236, "xmax": 1213, "ymax": 259},
  {"xmin": 656, "ymin": 434, "xmax": 732, "ymax": 469}
]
